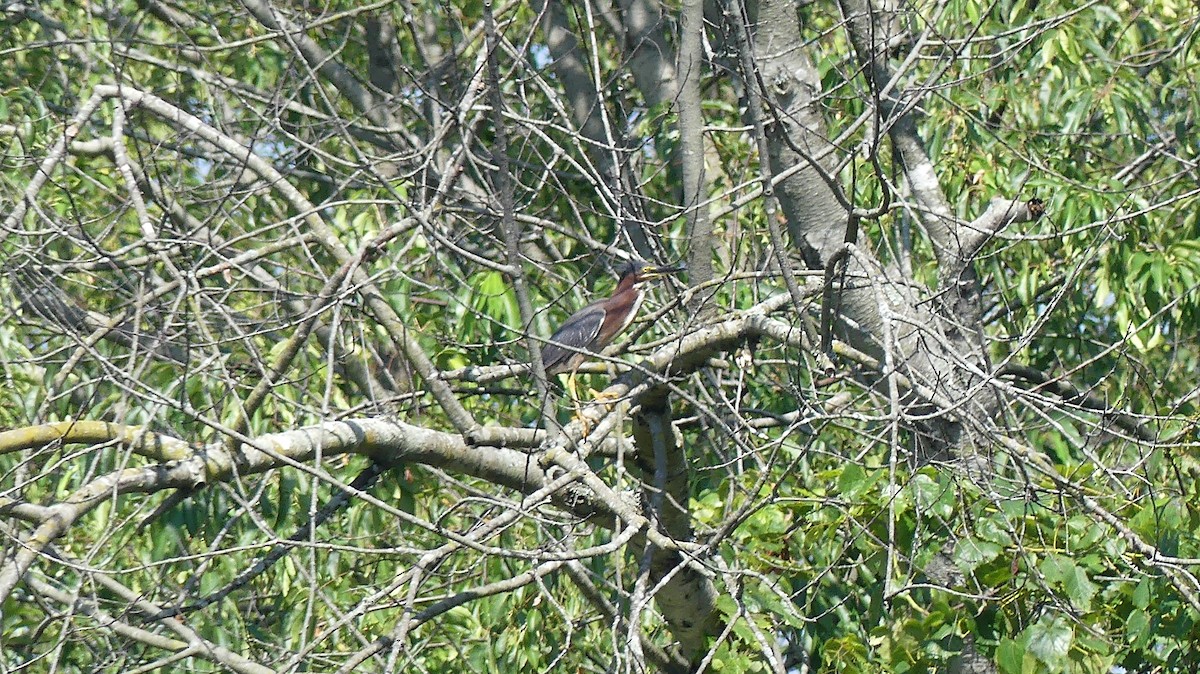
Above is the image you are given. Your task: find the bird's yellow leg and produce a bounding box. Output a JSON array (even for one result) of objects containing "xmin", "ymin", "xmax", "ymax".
[
  {"xmin": 563, "ymin": 368, "xmax": 620, "ymax": 438},
  {"xmin": 565, "ymin": 369, "xmax": 579, "ymax": 407},
  {"xmin": 587, "ymin": 386, "xmax": 621, "ymax": 403},
  {"xmin": 588, "ymin": 362, "xmax": 622, "ymax": 404},
  {"xmin": 564, "ymin": 369, "xmax": 590, "ymax": 436}
]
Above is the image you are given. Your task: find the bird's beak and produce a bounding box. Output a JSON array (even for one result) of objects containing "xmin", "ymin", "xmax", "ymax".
[{"xmin": 643, "ymin": 262, "xmax": 686, "ymax": 279}]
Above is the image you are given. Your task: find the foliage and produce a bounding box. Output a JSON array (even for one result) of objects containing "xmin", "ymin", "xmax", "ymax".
[{"xmin": 1, "ymin": 0, "xmax": 1199, "ymax": 672}]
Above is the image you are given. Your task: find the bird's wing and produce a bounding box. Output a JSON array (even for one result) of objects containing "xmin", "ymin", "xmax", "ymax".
[{"xmin": 540, "ymin": 304, "xmax": 604, "ymax": 374}]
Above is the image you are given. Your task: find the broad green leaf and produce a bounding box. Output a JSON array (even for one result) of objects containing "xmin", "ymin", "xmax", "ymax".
[
  {"xmin": 954, "ymin": 538, "xmax": 1002, "ymax": 573},
  {"xmin": 1026, "ymin": 615, "xmax": 1073, "ymax": 670}
]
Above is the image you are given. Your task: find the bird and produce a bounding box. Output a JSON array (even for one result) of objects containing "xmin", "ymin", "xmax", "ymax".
[{"xmin": 540, "ymin": 259, "xmax": 685, "ymax": 386}]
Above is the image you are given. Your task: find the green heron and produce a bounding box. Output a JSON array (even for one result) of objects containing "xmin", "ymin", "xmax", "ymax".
[{"xmin": 540, "ymin": 259, "xmax": 685, "ymax": 383}]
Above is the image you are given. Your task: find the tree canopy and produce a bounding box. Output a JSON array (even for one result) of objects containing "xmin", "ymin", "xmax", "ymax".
[{"xmin": 2, "ymin": 0, "xmax": 1199, "ymax": 672}]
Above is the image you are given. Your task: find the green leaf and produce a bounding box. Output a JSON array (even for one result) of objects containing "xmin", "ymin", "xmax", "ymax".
[
  {"xmin": 909, "ymin": 472, "xmax": 954, "ymax": 519},
  {"xmin": 838, "ymin": 463, "xmax": 869, "ymax": 499},
  {"xmin": 1132, "ymin": 578, "xmax": 1150, "ymax": 609},
  {"xmin": 995, "ymin": 638, "xmax": 1025, "ymax": 674},
  {"xmin": 1026, "ymin": 615, "xmax": 1073, "ymax": 669},
  {"xmin": 1126, "ymin": 609, "xmax": 1150, "ymax": 649},
  {"xmin": 1040, "ymin": 554, "xmax": 1096, "ymax": 611},
  {"xmin": 954, "ymin": 538, "xmax": 1002, "ymax": 573}
]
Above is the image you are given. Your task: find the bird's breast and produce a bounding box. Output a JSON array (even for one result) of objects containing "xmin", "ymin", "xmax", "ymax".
[{"xmin": 596, "ymin": 287, "xmax": 645, "ymax": 345}]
